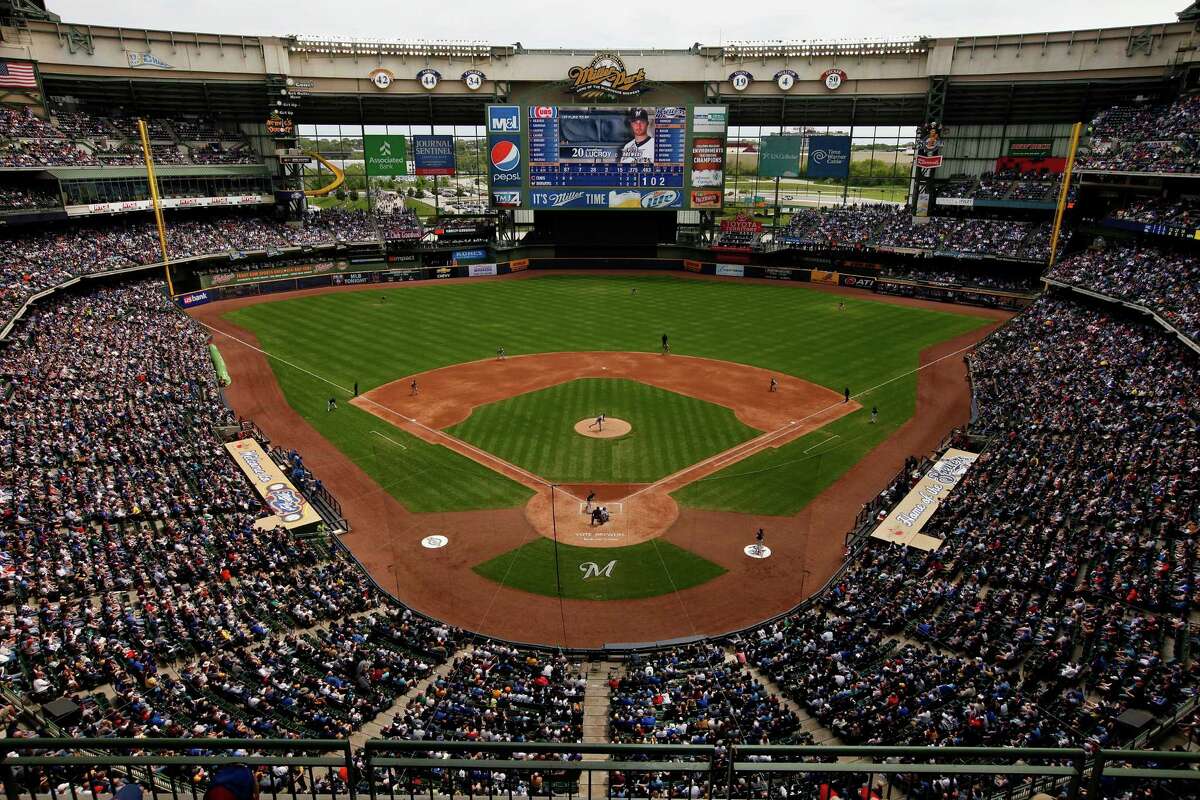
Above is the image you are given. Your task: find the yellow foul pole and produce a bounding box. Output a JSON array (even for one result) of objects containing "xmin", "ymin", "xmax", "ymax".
[
  {"xmin": 137, "ymin": 118, "xmax": 175, "ymax": 296},
  {"xmin": 1048, "ymin": 121, "xmax": 1083, "ymax": 269}
]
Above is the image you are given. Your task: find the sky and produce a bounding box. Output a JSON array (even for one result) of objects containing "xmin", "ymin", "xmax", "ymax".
[{"xmin": 49, "ymin": 0, "xmax": 1189, "ymax": 48}]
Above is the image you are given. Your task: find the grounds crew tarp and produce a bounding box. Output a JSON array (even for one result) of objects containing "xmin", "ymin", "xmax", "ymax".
[
  {"xmin": 225, "ymin": 438, "xmax": 322, "ymax": 530},
  {"xmin": 869, "ymin": 448, "xmax": 979, "ymax": 551}
]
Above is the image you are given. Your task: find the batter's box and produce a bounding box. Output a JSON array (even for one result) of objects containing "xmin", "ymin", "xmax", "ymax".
[{"xmin": 579, "ymin": 502, "xmax": 623, "ymax": 514}]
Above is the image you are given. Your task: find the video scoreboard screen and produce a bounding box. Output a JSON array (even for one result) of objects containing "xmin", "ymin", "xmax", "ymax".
[{"xmin": 487, "ymin": 104, "xmax": 727, "ymax": 211}]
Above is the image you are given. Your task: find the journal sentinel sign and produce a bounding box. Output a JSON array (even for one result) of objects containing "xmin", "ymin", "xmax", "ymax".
[{"xmin": 806, "ymin": 135, "xmax": 851, "ymax": 179}]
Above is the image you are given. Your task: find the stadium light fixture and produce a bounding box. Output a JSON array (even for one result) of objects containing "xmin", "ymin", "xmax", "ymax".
[
  {"xmin": 720, "ymin": 37, "xmax": 928, "ymax": 60},
  {"xmin": 287, "ymin": 35, "xmax": 493, "ymax": 59}
]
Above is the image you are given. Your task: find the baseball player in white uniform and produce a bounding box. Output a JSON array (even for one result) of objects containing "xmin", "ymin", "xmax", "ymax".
[{"xmin": 620, "ymin": 108, "xmax": 655, "ymax": 163}]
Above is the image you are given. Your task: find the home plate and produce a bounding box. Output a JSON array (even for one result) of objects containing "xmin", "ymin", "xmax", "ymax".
[
  {"xmin": 744, "ymin": 544, "xmax": 772, "ymax": 559},
  {"xmin": 580, "ymin": 502, "xmax": 623, "ymax": 514}
]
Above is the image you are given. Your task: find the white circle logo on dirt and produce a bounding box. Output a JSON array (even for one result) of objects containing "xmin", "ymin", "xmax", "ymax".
[
  {"xmin": 744, "ymin": 544, "xmax": 772, "ymax": 559},
  {"xmin": 421, "ymin": 535, "xmax": 449, "ymax": 549}
]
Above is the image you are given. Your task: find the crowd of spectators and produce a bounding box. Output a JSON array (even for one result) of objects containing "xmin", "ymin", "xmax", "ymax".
[
  {"xmin": 1, "ymin": 104, "xmax": 260, "ymax": 168},
  {"xmin": 1106, "ymin": 196, "xmax": 1199, "ymax": 231},
  {"xmin": 0, "ymin": 184, "xmax": 59, "ymax": 211},
  {"xmin": 877, "ymin": 264, "xmax": 1037, "ymax": 292},
  {"xmin": 1048, "ymin": 242, "xmax": 1200, "ymax": 342},
  {"xmin": 0, "ymin": 279, "xmax": 465, "ymax": 751},
  {"xmin": 375, "ymin": 208, "xmax": 424, "ymax": 241},
  {"xmin": 939, "ymin": 169, "xmax": 1065, "ymax": 203},
  {"xmin": 1077, "ymin": 94, "xmax": 1200, "ymax": 174},
  {"xmin": 777, "ymin": 206, "xmax": 1057, "ymax": 261},
  {"xmin": 0, "ymin": 210, "xmax": 396, "ymax": 330},
  {"xmin": 610, "ymin": 643, "xmax": 803, "ymax": 746}
]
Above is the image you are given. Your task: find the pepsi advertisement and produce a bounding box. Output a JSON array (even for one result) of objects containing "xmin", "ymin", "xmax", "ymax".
[
  {"xmin": 806, "ymin": 135, "xmax": 852, "ymax": 179},
  {"xmin": 488, "ymin": 135, "xmax": 522, "ymax": 187}
]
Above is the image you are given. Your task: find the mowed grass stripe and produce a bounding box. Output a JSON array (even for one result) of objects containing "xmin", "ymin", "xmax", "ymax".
[
  {"xmin": 448, "ymin": 378, "xmax": 761, "ymax": 484},
  {"xmin": 227, "ymin": 275, "xmax": 987, "ymax": 513}
]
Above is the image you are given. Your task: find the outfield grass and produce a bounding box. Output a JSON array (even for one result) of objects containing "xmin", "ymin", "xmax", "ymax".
[
  {"xmin": 226, "ymin": 274, "xmax": 987, "ymax": 513},
  {"xmin": 473, "ymin": 537, "xmax": 727, "ymax": 600},
  {"xmin": 448, "ymin": 378, "xmax": 760, "ymax": 483}
]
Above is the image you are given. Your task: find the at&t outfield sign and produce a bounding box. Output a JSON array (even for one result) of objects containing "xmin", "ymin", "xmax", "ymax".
[{"xmin": 364, "ymin": 135, "xmax": 408, "ymax": 176}]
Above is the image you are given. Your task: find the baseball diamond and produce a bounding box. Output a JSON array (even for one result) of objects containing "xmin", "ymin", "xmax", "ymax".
[{"xmin": 200, "ymin": 272, "xmax": 997, "ymax": 639}]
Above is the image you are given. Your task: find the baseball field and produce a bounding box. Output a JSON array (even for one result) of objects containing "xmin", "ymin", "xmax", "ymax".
[{"xmin": 198, "ymin": 272, "xmax": 1002, "ymax": 645}]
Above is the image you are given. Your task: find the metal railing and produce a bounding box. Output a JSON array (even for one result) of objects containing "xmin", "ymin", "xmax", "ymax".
[{"xmin": 5, "ymin": 740, "xmax": 1200, "ymax": 800}]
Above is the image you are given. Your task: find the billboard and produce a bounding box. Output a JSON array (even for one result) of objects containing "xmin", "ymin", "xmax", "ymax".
[
  {"xmin": 412, "ymin": 135, "xmax": 456, "ymax": 175},
  {"xmin": 691, "ymin": 137, "xmax": 724, "ymax": 189},
  {"xmin": 488, "ymin": 104, "xmax": 724, "ymax": 212},
  {"xmin": 806, "ymin": 135, "xmax": 851, "ymax": 179},
  {"xmin": 1007, "ymin": 137, "xmax": 1054, "ymax": 158},
  {"xmin": 225, "ymin": 438, "xmax": 322, "ymax": 531},
  {"xmin": 529, "ymin": 188, "xmax": 682, "ymax": 209},
  {"xmin": 487, "ymin": 105, "xmax": 520, "ymax": 133},
  {"xmin": 693, "ymin": 106, "xmax": 729, "ymax": 133},
  {"xmin": 489, "ymin": 134, "xmax": 523, "ymax": 186},
  {"xmin": 759, "ymin": 135, "xmax": 804, "ymax": 178},
  {"xmin": 364, "ymin": 135, "xmax": 408, "ymax": 176},
  {"xmin": 529, "ymin": 105, "xmax": 686, "ymax": 187}
]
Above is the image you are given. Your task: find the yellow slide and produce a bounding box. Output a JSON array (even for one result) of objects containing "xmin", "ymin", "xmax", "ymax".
[{"xmin": 303, "ymin": 151, "xmax": 345, "ymax": 197}]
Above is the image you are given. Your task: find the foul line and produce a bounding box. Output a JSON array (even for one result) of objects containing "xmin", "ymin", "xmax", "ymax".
[
  {"xmin": 197, "ymin": 321, "xmax": 586, "ymax": 504},
  {"xmin": 370, "ymin": 430, "xmax": 408, "ymax": 450},
  {"xmin": 803, "ymin": 432, "xmax": 840, "ymax": 454},
  {"xmin": 621, "ymin": 340, "xmax": 979, "ymax": 502},
  {"xmin": 200, "ymin": 320, "xmax": 974, "ymax": 506}
]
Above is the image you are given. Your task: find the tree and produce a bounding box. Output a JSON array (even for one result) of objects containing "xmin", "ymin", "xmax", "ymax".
[
  {"xmin": 455, "ymin": 185, "xmax": 465, "ymax": 197},
  {"xmin": 335, "ymin": 187, "xmax": 346, "ymax": 201},
  {"xmin": 406, "ymin": 187, "xmax": 416, "ymax": 197},
  {"xmin": 349, "ymin": 189, "xmax": 359, "ymax": 201}
]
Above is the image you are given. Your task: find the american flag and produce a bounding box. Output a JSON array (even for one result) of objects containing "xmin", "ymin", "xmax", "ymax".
[{"xmin": 0, "ymin": 61, "xmax": 37, "ymax": 89}]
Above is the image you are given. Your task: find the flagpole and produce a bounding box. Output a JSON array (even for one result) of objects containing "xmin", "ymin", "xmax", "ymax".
[{"xmin": 138, "ymin": 118, "xmax": 174, "ymax": 297}]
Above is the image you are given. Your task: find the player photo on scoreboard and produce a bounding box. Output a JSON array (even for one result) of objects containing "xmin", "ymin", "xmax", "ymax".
[{"xmin": 557, "ymin": 107, "xmax": 657, "ymax": 164}]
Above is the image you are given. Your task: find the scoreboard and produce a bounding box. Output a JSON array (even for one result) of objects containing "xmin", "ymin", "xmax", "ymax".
[
  {"xmin": 488, "ymin": 104, "xmax": 727, "ymax": 211},
  {"xmin": 529, "ymin": 106, "xmax": 685, "ymax": 191}
]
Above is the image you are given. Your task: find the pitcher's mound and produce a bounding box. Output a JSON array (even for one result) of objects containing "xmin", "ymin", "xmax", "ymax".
[{"xmin": 574, "ymin": 417, "xmax": 632, "ymax": 439}]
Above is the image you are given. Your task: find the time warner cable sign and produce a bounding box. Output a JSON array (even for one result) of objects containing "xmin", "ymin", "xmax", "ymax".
[{"xmin": 806, "ymin": 135, "xmax": 851, "ymax": 179}]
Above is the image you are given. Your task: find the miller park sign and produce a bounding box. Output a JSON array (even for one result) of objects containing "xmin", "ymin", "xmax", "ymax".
[{"xmin": 567, "ymin": 53, "xmax": 647, "ymax": 99}]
